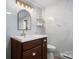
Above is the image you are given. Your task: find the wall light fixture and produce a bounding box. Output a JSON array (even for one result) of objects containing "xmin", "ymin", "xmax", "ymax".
[{"xmin": 16, "ymin": 0, "xmax": 33, "ymax": 13}]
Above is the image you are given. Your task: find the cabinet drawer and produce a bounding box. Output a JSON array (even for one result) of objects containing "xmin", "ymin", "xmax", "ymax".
[
  {"xmin": 23, "ymin": 45, "xmax": 41, "ymax": 59},
  {"xmin": 22, "ymin": 39, "xmax": 41, "ymax": 51}
]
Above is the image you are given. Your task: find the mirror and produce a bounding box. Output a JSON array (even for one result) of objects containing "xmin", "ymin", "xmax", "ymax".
[{"xmin": 17, "ymin": 9, "xmax": 31, "ymax": 30}]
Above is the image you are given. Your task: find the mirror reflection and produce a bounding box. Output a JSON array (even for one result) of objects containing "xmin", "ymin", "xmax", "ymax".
[{"xmin": 17, "ymin": 9, "xmax": 31, "ymax": 30}]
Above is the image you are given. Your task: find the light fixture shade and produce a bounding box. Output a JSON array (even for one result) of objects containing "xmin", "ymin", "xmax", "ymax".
[{"xmin": 16, "ymin": 0, "xmax": 33, "ymax": 13}]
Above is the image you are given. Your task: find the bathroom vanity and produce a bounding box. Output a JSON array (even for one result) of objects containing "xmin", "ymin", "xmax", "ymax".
[{"xmin": 11, "ymin": 35, "xmax": 47, "ymax": 59}]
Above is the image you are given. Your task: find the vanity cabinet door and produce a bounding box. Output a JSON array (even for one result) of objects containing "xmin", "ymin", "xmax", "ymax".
[
  {"xmin": 42, "ymin": 43, "xmax": 47, "ymax": 59},
  {"xmin": 42, "ymin": 38, "xmax": 47, "ymax": 59},
  {"xmin": 11, "ymin": 38, "xmax": 22, "ymax": 59}
]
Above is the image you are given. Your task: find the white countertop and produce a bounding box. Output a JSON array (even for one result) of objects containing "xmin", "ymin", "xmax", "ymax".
[{"xmin": 11, "ymin": 35, "xmax": 47, "ymax": 42}]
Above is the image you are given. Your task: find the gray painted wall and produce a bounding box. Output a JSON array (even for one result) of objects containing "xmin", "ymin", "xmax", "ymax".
[{"xmin": 42, "ymin": 0, "xmax": 73, "ymax": 53}]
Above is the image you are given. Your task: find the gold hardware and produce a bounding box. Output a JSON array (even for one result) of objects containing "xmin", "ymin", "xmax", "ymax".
[{"xmin": 32, "ymin": 52, "xmax": 36, "ymax": 56}]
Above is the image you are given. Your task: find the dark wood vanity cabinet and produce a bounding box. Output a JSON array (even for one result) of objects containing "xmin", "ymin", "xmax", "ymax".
[
  {"xmin": 42, "ymin": 38, "xmax": 47, "ymax": 59},
  {"xmin": 11, "ymin": 37, "xmax": 47, "ymax": 59}
]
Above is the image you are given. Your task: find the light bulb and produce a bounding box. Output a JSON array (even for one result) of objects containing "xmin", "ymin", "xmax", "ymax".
[
  {"xmin": 16, "ymin": 1, "xmax": 21, "ymax": 7},
  {"xmin": 25, "ymin": 5, "xmax": 28, "ymax": 9},
  {"xmin": 21, "ymin": 3, "xmax": 24, "ymax": 9}
]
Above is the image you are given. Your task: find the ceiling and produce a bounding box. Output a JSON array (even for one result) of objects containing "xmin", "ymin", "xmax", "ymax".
[{"xmin": 24, "ymin": 0, "xmax": 59, "ymax": 8}]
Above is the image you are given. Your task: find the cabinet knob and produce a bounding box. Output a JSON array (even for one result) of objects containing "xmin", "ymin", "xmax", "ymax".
[
  {"xmin": 44, "ymin": 39, "xmax": 47, "ymax": 42},
  {"xmin": 32, "ymin": 52, "xmax": 36, "ymax": 56}
]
